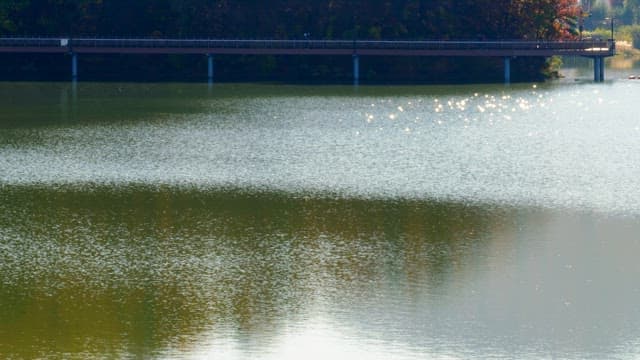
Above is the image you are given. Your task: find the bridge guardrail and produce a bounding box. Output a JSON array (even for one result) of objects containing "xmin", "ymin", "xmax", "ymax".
[
  {"xmin": 0, "ymin": 37, "xmax": 62, "ymax": 47},
  {"xmin": 0, "ymin": 37, "xmax": 615, "ymax": 54}
]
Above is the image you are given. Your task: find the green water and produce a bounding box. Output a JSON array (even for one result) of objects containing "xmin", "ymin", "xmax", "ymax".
[{"xmin": 2, "ymin": 81, "xmax": 640, "ymax": 359}]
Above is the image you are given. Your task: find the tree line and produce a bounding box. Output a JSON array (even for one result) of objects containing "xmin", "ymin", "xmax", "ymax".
[{"xmin": 0, "ymin": 0, "xmax": 581, "ymax": 83}]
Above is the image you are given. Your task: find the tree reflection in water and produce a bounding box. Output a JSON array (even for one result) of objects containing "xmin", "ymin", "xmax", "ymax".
[{"xmin": 0, "ymin": 185, "xmax": 506, "ymax": 359}]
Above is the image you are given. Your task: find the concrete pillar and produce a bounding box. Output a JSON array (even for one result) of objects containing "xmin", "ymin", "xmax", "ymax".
[
  {"xmin": 71, "ymin": 53, "xmax": 78, "ymax": 80},
  {"xmin": 599, "ymin": 57, "xmax": 605, "ymax": 82},
  {"xmin": 353, "ymin": 54, "xmax": 359, "ymax": 85},
  {"xmin": 504, "ymin": 57, "xmax": 511, "ymax": 84},
  {"xmin": 207, "ymin": 54, "xmax": 214, "ymax": 82}
]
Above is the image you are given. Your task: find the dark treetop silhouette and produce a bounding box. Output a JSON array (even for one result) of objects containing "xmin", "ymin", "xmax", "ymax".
[{"xmin": 0, "ymin": 0, "xmax": 583, "ymax": 82}]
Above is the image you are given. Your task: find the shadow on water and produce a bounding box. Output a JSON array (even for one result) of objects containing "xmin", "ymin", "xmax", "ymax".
[
  {"xmin": 0, "ymin": 185, "xmax": 507, "ymax": 359},
  {"xmin": 0, "ymin": 82, "xmax": 227, "ymax": 129}
]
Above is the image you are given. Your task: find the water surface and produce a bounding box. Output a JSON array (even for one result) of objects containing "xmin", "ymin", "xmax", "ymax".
[{"xmin": 1, "ymin": 80, "xmax": 640, "ymax": 359}]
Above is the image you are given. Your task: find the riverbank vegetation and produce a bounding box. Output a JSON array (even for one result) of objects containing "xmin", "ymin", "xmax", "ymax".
[
  {"xmin": 582, "ymin": 1, "xmax": 640, "ymax": 68},
  {"xmin": 0, "ymin": 0, "xmax": 583, "ymax": 83},
  {"xmin": 583, "ymin": 0, "xmax": 640, "ymax": 46}
]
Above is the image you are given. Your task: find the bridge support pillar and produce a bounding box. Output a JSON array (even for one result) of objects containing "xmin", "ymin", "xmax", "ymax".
[
  {"xmin": 71, "ymin": 53, "xmax": 78, "ymax": 80},
  {"xmin": 353, "ymin": 54, "xmax": 360, "ymax": 85},
  {"xmin": 599, "ymin": 57, "xmax": 605, "ymax": 82},
  {"xmin": 504, "ymin": 57, "xmax": 511, "ymax": 84},
  {"xmin": 594, "ymin": 56, "xmax": 605, "ymax": 82},
  {"xmin": 207, "ymin": 54, "xmax": 214, "ymax": 83}
]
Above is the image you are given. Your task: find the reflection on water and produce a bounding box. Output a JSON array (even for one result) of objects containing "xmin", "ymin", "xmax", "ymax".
[
  {"xmin": 3, "ymin": 186, "xmax": 640, "ymax": 359},
  {"xmin": 0, "ymin": 186, "xmax": 501, "ymax": 359},
  {"xmin": 2, "ymin": 82, "xmax": 640, "ymax": 359}
]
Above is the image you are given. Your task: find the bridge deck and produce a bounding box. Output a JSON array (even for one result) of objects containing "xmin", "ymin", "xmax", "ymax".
[{"xmin": 0, "ymin": 37, "xmax": 616, "ymax": 57}]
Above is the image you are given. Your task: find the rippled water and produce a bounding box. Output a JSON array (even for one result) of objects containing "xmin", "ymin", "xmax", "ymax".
[
  {"xmin": 2, "ymin": 81, "xmax": 640, "ymax": 213},
  {"xmin": 2, "ymin": 80, "xmax": 640, "ymax": 359}
]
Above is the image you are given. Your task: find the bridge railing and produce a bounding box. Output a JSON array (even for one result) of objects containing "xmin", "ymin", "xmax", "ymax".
[
  {"xmin": 0, "ymin": 37, "xmax": 64, "ymax": 47},
  {"xmin": 0, "ymin": 37, "xmax": 615, "ymax": 53}
]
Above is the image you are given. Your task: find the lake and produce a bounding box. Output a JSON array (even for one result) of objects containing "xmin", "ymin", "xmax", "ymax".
[{"xmin": 2, "ymin": 73, "xmax": 640, "ymax": 359}]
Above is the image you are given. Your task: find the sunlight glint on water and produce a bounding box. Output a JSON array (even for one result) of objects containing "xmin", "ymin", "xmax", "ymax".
[
  {"xmin": 256, "ymin": 83, "xmax": 628, "ymax": 214},
  {"xmin": 1, "ymin": 82, "xmax": 639, "ymax": 214}
]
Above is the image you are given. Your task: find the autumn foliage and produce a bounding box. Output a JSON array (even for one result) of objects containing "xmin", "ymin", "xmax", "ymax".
[
  {"xmin": 0, "ymin": 0, "xmax": 581, "ymax": 40},
  {"xmin": 0, "ymin": 0, "xmax": 582, "ymax": 82}
]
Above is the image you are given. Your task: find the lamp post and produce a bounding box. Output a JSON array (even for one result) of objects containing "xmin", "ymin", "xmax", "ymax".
[
  {"xmin": 605, "ymin": 17, "xmax": 614, "ymax": 40},
  {"xmin": 611, "ymin": 17, "xmax": 614, "ymax": 40}
]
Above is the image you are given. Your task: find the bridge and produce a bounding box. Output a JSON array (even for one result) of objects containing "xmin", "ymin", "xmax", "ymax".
[{"xmin": 0, "ymin": 37, "xmax": 616, "ymax": 83}]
